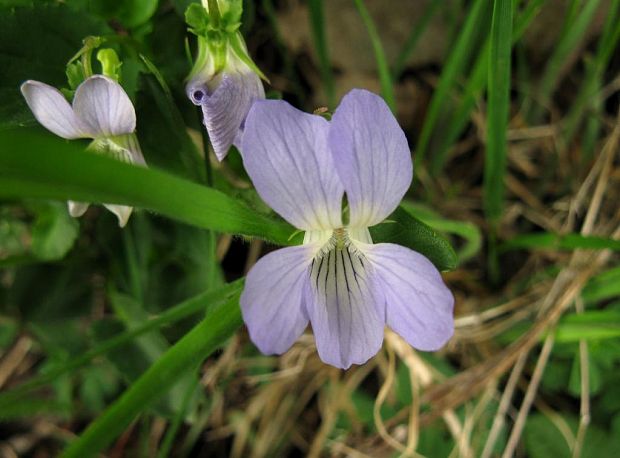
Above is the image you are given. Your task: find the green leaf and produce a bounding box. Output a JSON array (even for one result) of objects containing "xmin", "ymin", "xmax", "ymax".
[
  {"xmin": 0, "ymin": 398, "xmax": 70, "ymax": 421},
  {"xmin": 30, "ymin": 201, "xmax": 79, "ymax": 261},
  {"xmin": 370, "ymin": 206, "xmax": 458, "ymax": 271},
  {"xmin": 61, "ymin": 291, "xmax": 243, "ymax": 458},
  {"xmin": 555, "ymin": 311, "xmax": 620, "ymax": 343},
  {"xmin": 525, "ymin": 413, "xmax": 620, "ymax": 458},
  {"xmin": 308, "ymin": 0, "xmax": 335, "ymax": 108},
  {"xmin": 429, "ymin": 0, "xmax": 544, "ymax": 175},
  {"xmin": 415, "ymin": 0, "xmax": 489, "ymax": 163},
  {"xmin": 401, "ymin": 201, "xmax": 482, "ymax": 263},
  {"xmin": 0, "ymin": 4, "xmax": 111, "ymax": 129},
  {"xmin": 525, "ymin": 413, "xmax": 572, "ymax": 458},
  {"xmin": 582, "ymin": 267, "xmax": 620, "ymax": 304},
  {"xmin": 103, "ymin": 290, "xmax": 200, "ymax": 417},
  {"xmin": 529, "ymin": 0, "xmax": 603, "ymax": 122},
  {"xmin": 0, "ymin": 130, "xmax": 295, "ymax": 245},
  {"xmin": 500, "ymin": 233, "xmax": 620, "ymax": 252},
  {"xmin": 485, "ymin": 0, "xmax": 512, "ymax": 226}
]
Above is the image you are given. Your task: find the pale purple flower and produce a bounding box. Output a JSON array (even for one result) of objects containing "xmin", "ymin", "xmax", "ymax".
[
  {"xmin": 239, "ymin": 89, "xmax": 454, "ymax": 369},
  {"xmin": 186, "ymin": 44, "xmax": 265, "ymax": 161},
  {"xmin": 21, "ymin": 75, "xmax": 146, "ymax": 227}
]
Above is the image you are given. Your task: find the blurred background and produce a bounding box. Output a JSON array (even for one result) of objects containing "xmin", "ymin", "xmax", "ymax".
[{"xmin": 1, "ymin": 0, "xmax": 619, "ymax": 456}]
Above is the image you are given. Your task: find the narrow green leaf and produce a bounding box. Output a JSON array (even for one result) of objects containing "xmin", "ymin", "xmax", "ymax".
[
  {"xmin": 429, "ymin": 0, "xmax": 544, "ymax": 175},
  {"xmin": 0, "ymin": 131, "xmax": 294, "ymax": 244},
  {"xmin": 562, "ymin": 0, "xmax": 620, "ymax": 147},
  {"xmin": 61, "ymin": 292, "xmax": 243, "ymax": 458},
  {"xmin": 352, "ymin": 0, "xmax": 395, "ymax": 111},
  {"xmin": 370, "ymin": 206, "xmax": 458, "ymax": 271},
  {"xmin": 308, "ymin": 0, "xmax": 335, "ymax": 108},
  {"xmin": 485, "ymin": 0, "xmax": 512, "ymax": 225},
  {"xmin": 529, "ymin": 0, "xmax": 603, "ymax": 122},
  {"xmin": 416, "ymin": 0, "xmax": 489, "ymax": 163},
  {"xmin": 500, "ymin": 233, "xmax": 620, "ymax": 251},
  {"xmin": 556, "ymin": 311, "xmax": 620, "ymax": 343},
  {"xmin": 0, "ymin": 398, "xmax": 70, "ymax": 421},
  {"xmin": 582, "ymin": 267, "xmax": 620, "ymax": 304}
]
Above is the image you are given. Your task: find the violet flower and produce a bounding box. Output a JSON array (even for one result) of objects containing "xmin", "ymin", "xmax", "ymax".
[
  {"xmin": 185, "ymin": 0, "xmax": 265, "ymax": 161},
  {"xmin": 21, "ymin": 75, "xmax": 146, "ymax": 227},
  {"xmin": 186, "ymin": 43, "xmax": 264, "ymax": 161},
  {"xmin": 239, "ymin": 89, "xmax": 454, "ymax": 369}
]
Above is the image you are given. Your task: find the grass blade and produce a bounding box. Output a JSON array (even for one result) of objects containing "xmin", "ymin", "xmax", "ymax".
[
  {"xmin": 529, "ymin": 0, "xmax": 603, "ymax": 122},
  {"xmin": 352, "ymin": 0, "xmax": 395, "ymax": 111},
  {"xmin": 0, "ymin": 131, "xmax": 294, "ymax": 245},
  {"xmin": 429, "ymin": 0, "xmax": 544, "ymax": 175},
  {"xmin": 484, "ymin": 0, "xmax": 513, "ymax": 226},
  {"xmin": 562, "ymin": 0, "xmax": 620, "ymax": 150},
  {"xmin": 61, "ymin": 292, "xmax": 243, "ymax": 458},
  {"xmin": 308, "ymin": 0, "xmax": 335, "ymax": 108},
  {"xmin": 500, "ymin": 233, "xmax": 620, "ymax": 251},
  {"xmin": 415, "ymin": 0, "xmax": 489, "ymax": 163}
]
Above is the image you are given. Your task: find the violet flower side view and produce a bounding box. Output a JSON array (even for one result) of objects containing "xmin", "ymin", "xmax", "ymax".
[
  {"xmin": 239, "ymin": 89, "xmax": 454, "ymax": 369},
  {"xmin": 186, "ymin": 48, "xmax": 264, "ymax": 162},
  {"xmin": 20, "ymin": 75, "xmax": 146, "ymax": 227},
  {"xmin": 185, "ymin": 0, "xmax": 265, "ymax": 161}
]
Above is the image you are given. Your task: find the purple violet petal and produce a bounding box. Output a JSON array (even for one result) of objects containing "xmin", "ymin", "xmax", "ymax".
[
  {"xmin": 363, "ymin": 242, "xmax": 454, "ymax": 351},
  {"xmin": 329, "ymin": 89, "xmax": 413, "ymax": 227},
  {"xmin": 241, "ymin": 99, "xmax": 344, "ymax": 231},
  {"xmin": 304, "ymin": 245, "xmax": 385, "ymax": 369},
  {"xmin": 73, "ymin": 75, "xmax": 136, "ymax": 137},
  {"xmin": 241, "ymin": 245, "xmax": 314, "ymax": 355},
  {"xmin": 20, "ymin": 80, "xmax": 90, "ymax": 139},
  {"xmin": 195, "ymin": 71, "xmax": 264, "ymax": 161}
]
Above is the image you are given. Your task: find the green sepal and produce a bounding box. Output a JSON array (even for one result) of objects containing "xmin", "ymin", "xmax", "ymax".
[
  {"xmin": 96, "ymin": 48, "xmax": 122, "ymax": 82},
  {"xmin": 219, "ymin": 0, "xmax": 243, "ymax": 32},
  {"xmin": 185, "ymin": 3, "xmax": 211, "ymax": 36},
  {"xmin": 229, "ymin": 31, "xmax": 269, "ymax": 82},
  {"xmin": 65, "ymin": 61, "xmax": 85, "ymax": 92}
]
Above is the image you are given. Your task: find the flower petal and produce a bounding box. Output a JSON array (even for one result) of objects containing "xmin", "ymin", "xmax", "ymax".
[
  {"xmin": 329, "ymin": 89, "xmax": 413, "ymax": 227},
  {"xmin": 20, "ymin": 80, "xmax": 90, "ymax": 139},
  {"xmin": 68, "ymin": 201, "xmax": 89, "ymax": 217},
  {"xmin": 103, "ymin": 204, "xmax": 133, "ymax": 228},
  {"xmin": 304, "ymin": 245, "xmax": 384, "ymax": 369},
  {"xmin": 73, "ymin": 75, "xmax": 136, "ymax": 137},
  {"xmin": 241, "ymin": 99, "xmax": 344, "ymax": 231},
  {"xmin": 241, "ymin": 245, "xmax": 314, "ymax": 355},
  {"xmin": 190, "ymin": 71, "xmax": 264, "ymax": 161},
  {"xmin": 362, "ymin": 243, "xmax": 454, "ymax": 351}
]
